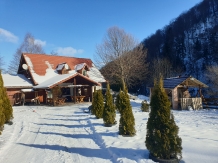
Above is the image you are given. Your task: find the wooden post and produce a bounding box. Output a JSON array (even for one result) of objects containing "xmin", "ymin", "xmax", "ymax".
[
  {"xmin": 172, "ymin": 87, "xmax": 178, "ymax": 110},
  {"xmin": 74, "ymin": 78, "xmax": 76, "ymax": 103},
  {"xmin": 199, "ymin": 85, "xmax": 202, "ymax": 98}
]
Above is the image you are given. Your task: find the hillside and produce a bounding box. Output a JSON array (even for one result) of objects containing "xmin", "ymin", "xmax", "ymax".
[{"xmin": 142, "ymin": 0, "xmax": 218, "ymax": 85}]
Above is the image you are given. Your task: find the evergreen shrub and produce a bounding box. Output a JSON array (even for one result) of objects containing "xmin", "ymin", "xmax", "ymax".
[
  {"xmin": 116, "ymin": 87, "xmax": 136, "ymax": 136},
  {"xmin": 92, "ymin": 90, "xmax": 104, "ymax": 119},
  {"xmin": 103, "ymin": 83, "xmax": 116, "ymax": 126},
  {"xmin": 91, "ymin": 91, "xmax": 97, "ymax": 115},
  {"xmin": 145, "ymin": 78, "xmax": 182, "ymax": 160},
  {"xmin": 141, "ymin": 100, "xmax": 149, "ymax": 112},
  {"xmin": 2, "ymin": 87, "xmax": 13, "ymax": 124},
  {"xmin": 0, "ymin": 71, "xmax": 13, "ymax": 129}
]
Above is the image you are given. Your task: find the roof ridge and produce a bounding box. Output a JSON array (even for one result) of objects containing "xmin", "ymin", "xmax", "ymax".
[
  {"xmin": 23, "ymin": 53, "xmax": 92, "ymax": 61},
  {"xmin": 165, "ymin": 76, "xmax": 188, "ymax": 80}
]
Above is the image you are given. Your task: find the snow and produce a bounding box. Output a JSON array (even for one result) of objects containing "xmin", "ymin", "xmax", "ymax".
[
  {"xmin": 87, "ymin": 64, "xmax": 106, "ymax": 83},
  {"xmin": 33, "ymin": 72, "xmax": 77, "ymax": 89},
  {"xmin": 0, "ymin": 95, "xmax": 218, "ymax": 163},
  {"xmin": 74, "ymin": 63, "xmax": 86, "ymax": 71},
  {"xmin": 2, "ymin": 74, "xmax": 33, "ymax": 87},
  {"xmin": 25, "ymin": 55, "xmax": 60, "ymax": 84},
  {"xmin": 24, "ymin": 55, "xmax": 106, "ymax": 85},
  {"xmin": 56, "ymin": 64, "xmax": 65, "ymax": 71}
]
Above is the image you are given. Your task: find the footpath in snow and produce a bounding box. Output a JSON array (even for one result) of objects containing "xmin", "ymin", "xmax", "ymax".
[{"xmin": 0, "ymin": 99, "xmax": 217, "ymax": 163}]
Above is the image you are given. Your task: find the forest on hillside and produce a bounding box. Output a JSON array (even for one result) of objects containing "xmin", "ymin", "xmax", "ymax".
[
  {"xmin": 143, "ymin": 0, "xmax": 218, "ymax": 80},
  {"xmin": 98, "ymin": 0, "xmax": 218, "ymax": 96},
  {"xmin": 137, "ymin": 0, "xmax": 218, "ymax": 95}
]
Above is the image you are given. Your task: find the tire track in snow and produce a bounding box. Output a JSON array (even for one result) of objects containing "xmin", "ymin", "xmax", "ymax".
[
  {"xmin": 56, "ymin": 115, "xmax": 82, "ymax": 163},
  {"xmin": 80, "ymin": 116, "xmax": 118, "ymax": 163},
  {"xmin": 41, "ymin": 110, "xmax": 76, "ymax": 163},
  {"xmin": 71, "ymin": 115, "xmax": 98, "ymax": 163}
]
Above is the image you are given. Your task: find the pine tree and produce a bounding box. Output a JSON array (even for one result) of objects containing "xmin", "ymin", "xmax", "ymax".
[
  {"xmin": 91, "ymin": 90, "xmax": 97, "ymax": 115},
  {"xmin": 0, "ymin": 103, "xmax": 5, "ymax": 134},
  {"xmin": 103, "ymin": 83, "xmax": 116, "ymax": 126},
  {"xmin": 2, "ymin": 87, "xmax": 13, "ymax": 124},
  {"xmin": 0, "ymin": 71, "xmax": 6, "ymax": 133},
  {"xmin": 0, "ymin": 70, "xmax": 13, "ymax": 124},
  {"xmin": 115, "ymin": 89, "xmax": 123, "ymax": 113},
  {"xmin": 92, "ymin": 90, "xmax": 104, "ymax": 119},
  {"xmin": 116, "ymin": 86, "xmax": 136, "ymax": 136},
  {"xmin": 145, "ymin": 77, "xmax": 182, "ymax": 160}
]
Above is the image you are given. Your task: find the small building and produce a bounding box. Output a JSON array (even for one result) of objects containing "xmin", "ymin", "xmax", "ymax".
[
  {"xmin": 149, "ymin": 76, "xmax": 208, "ymax": 110},
  {"xmin": 2, "ymin": 74, "xmax": 34, "ymax": 105},
  {"xmin": 3, "ymin": 53, "xmax": 106, "ymax": 105}
]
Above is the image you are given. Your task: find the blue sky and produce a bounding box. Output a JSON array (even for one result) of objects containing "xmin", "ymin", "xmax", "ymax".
[{"xmin": 0, "ymin": 0, "xmax": 202, "ymax": 67}]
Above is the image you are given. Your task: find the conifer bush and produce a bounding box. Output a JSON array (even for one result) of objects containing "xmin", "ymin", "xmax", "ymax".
[
  {"xmin": 92, "ymin": 90, "xmax": 104, "ymax": 119},
  {"xmin": 0, "ymin": 71, "xmax": 13, "ymax": 128},
  {"xmin": 2, "ymin": 87, "xmax": 13, "ymax": 124},
  {"xmin": 116, "ymin": 87, "xmax": 136, "ymax": 136},
  {"xmin": 91, "ymin": 90, "xmax": 97, "ymax": 115},
  {"xmin": 141, "ymin": 100, "xmax": 149, "ymax": 112},
  {"xmin": 145, "ymin": 78, "xmax": 182, "ymax": 161},
  {"xmin": 0, "ymin": 103, "xmax": 5, "ymax": 134},
  {"xmin": 115, "ymin": 89, "xmax": 123, "ymax": 113},
  {"xmin": 103, "ymin": 83, "xmax": 116, "ymax": 126}
]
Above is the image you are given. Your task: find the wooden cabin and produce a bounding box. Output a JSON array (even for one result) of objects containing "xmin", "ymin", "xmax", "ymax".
[
  {"xmin": 149, "ymin": 76, "xmax": 208, "ymax": 110},
  {"xmin": 3, "ymin": 53, "xmax": 106, "ymax": 106}
]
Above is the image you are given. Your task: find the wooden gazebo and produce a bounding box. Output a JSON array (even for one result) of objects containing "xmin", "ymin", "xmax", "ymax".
[{"xmin": 149, "ymin": 76, "xmax": 208, "ymax": 110}]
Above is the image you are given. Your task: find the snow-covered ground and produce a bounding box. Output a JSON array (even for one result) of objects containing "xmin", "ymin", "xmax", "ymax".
[{"xmin": 0, "ymin": 96, "xmax": 218, "ymax": 163}]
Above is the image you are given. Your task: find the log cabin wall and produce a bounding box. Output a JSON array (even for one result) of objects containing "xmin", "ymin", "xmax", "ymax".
[{"xmin": 6, "ymin": 89, "xmax": 21, "ymax": 106}]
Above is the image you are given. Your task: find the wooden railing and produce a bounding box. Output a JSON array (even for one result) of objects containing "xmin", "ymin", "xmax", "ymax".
[
  {"xmin": 71, "ymin": 96, "xmax": 86, "ymax": 103},
  {"xmin": 47, "ymin": 97, "xmax": 66, "ymax": 106},
  {"xmin": 180, "ymin": 97, "xmax": 203, "ymax": 110}
]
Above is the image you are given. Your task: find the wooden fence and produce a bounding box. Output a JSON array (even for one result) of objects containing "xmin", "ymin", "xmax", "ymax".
[{"xmin": 180, "ymin": 97, "xmax": 203, "ymax": 110}]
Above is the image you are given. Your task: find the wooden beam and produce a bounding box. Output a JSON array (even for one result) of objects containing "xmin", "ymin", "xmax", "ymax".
[{"xmin": 74, "ymin": 78, "xmax": 76, "ymax": 103}]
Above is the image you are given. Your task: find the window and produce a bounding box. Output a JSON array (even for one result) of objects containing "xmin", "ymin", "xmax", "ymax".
[
  {"xmin": 83, "ymin": 70, "xmax": 87, "ymax": 76},
  {"xmin": 47, "ymin": 91, "xmax": 53, "ymax": 98}
]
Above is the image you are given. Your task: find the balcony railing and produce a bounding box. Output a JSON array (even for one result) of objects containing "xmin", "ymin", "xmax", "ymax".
[{"xmin": 180, "ymin": 97, "xmax": 203, "ymax": 110}]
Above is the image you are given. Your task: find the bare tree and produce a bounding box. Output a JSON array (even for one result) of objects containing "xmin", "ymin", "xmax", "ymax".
[
  {"xmin": 0, "ymin": 56, "xmax": 5, "ymax": 73},
  {"xmin": 8, "ymin": 33, "xmax": 45, "ymax": 74},
  {"xmin": 149, "ymin": 58, "xmax": 184, "ymax": 84},
  {"xmin": 95, "ymin": 26, "xmax": 148, "ymax": 89},
  {"xmin": 205, "ymin": 65, "xmax": 218, "ymax": 97},
  {"xmin": 50, "ymin": 50, "xmax": 58, "ymax": 56}
]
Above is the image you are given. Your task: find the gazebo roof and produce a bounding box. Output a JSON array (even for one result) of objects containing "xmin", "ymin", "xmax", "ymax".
[{"xmin": 163, "ymin": 76, "xmax": 208, "ymax": 89}]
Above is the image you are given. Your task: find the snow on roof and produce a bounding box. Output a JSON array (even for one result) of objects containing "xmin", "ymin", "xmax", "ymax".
[
  {"xmin": 2, "ymin": 74, "xmax": 33, "ymax": 88},
  {"xmin": 23, "ymin": 54, "xmax": 106, "ymax": 85},
  {"xmin": 164, "ymin": 76, "xmax": 208, "ymax": 88},
  {"xmin": 148, "ymin": 76, "xmax": 208, "ymax": 89},
  {"xmin": 74, "ymin": 63, "xmax": 86, "ymax": 71},
  {"xmin": 33, "ymin": 72, "xmax": 77, "ymax": 89},
  {"xmin": 56, "ymin": 64, "xmax": 65, "ymax": 71},
  {"xmin": 56, "ymin": 63, "xmax": 69, "ymax": 71},
  {"xmin": 25, "ymin": 55, "xmax": 64, "ymax": 84},
  {"xmin": 87, "ymin": 64, "xmax": 106, "ymax": 83}
]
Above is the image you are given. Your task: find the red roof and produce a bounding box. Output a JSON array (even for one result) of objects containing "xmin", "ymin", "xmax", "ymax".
[{"xmin": 23, "ymin": 53, "xmax": 93, "ymax": 76}]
